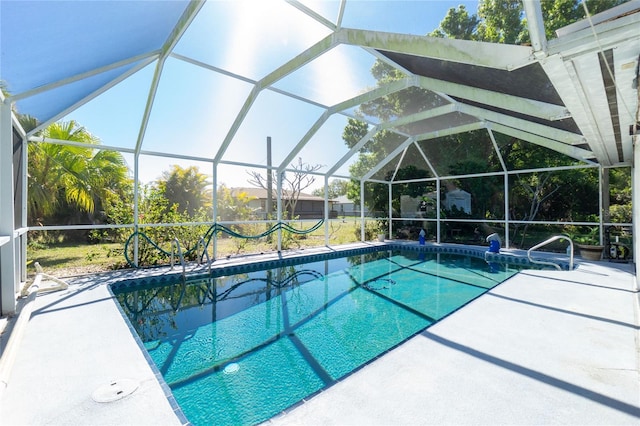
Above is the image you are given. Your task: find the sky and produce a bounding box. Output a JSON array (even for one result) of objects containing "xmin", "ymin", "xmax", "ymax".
[{"xmin": 57, "ymin": 0, "xmax": 479, "ymax": 192}]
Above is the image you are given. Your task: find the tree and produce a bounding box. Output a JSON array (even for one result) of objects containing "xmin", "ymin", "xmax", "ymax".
[
  {"xmin": 343, "ymin": 0, "xmax": 628, "ymax": 239},
  {"xmin": 311, "ymin": 179, "xmax": 348, "ymax": 199},
  {"xmin": 26, "ymin": 120, "xmax": 131, "ymax": 226},
  {"xmin": 513, "ymin": 172, "xmax": 561, "ymax": 245},
  {"xmin": 247, "ymin": 157, "xmax": 322, "ymax": 220},
  {"xmin": 476, "ymin": 0, "xmax": 524, "ymax": 44},
  {"xmin": 156, "ymin": 165, "xmax": 211, "ymax": 216},
  {"xmin": 134, "ymin": 165, "xmax": 213, "ymax": 261},
  {"xmin": 430, "ymin": 0, "xmax": 627, "ymax": 42},
  {"xmin": 536, "ymin": 0, "xmax": 626, "ymax": 40},
  {"xmin": 429, "ymin": 5, "xmax": 479, "ymax": 39},
  {"xmin": 215, "ymin": 184, "xmax": 262, "ymax": 252},
  {"xmin": 608, "ymin": 168, "xmax": 632, "ymax": 223},
  {"xmin": 500, "ymin": 136, "xmax": 599, "ymax": 221},
  {"xmin": 131, "ymin": 182, "xmax": 211, "ymax": 265},
  {"xmin": 216, "ymin": 184, "xmax": 257, "ymax": 222},
  {"xmin": 342, "ymin": 116, "xmax": 410, "ymax": 216}
]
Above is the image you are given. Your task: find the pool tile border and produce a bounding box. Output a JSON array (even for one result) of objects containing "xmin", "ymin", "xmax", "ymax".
[{"xmin": 109, "ymin": 242, "xmax": 571, "ymax": 293}]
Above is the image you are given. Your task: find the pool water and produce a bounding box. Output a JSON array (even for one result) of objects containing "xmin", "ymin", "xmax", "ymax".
[{"xmin": 114, "ymin": 249, "xmax": 526, "ymax": 425}]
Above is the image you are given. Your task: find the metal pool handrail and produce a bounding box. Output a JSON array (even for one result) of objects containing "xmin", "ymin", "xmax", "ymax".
[
  {"xmin": 170, "ymin": 238, "xmax": 186, "ymax": 278},
  {"xmin": 197, "ymin": 237, "xmax": 211, "ymax": 274},
  {"xmin": 123, "ymin": 219, "xmax": 324, "ymax": 268},
  {"xmin": 527, "ymin": 235, "xmax": 573, "ymax": 271}
]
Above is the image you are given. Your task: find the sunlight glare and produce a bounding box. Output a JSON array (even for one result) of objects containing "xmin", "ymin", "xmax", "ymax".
[{"xmin": 224, "ymin": 0, "xmax": 327, "ymax": 79}]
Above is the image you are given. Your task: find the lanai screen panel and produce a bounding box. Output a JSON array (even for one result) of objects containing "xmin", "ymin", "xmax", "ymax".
[
  {"xmin": 171, "ymin": 1, "xmax": 332, "ymax": 81},
  {"xmin": 273, "ymin": 44, "xmax": 378, "ymax": 106},
  {"xmin": 221, "ymin": 90, "xmax": 327, "ymax": 166},
  {"xmin": 381, "ymin": 53, "xmax": 565, "ymax": 105},
  {"xmin": 376, "ymin": 49, "xmax": 589, "ymax": 169},
  {"xmin": 367, "ymin": 135, "xmax": 421, "ymax": 182},
  {"xmin": 1, "ymin": 1, "xmax": 189, "ymax": 124},
  {"xmin": 59, "ymin": 64, "xmax": 157, "ymax": 151},
  {"xmin": 493, "ymin": 131, "xmax": 588, "ymax": 170},
  {"xmin": 358, "ymin": 86, "xmax": 452, "ymax": 123},
  {"xmin": 10, "ymin": 60, "xmax": 149, "ymax": 125},
  {"xmin": 391, "ymin": 143, "xmax": 434, "ymax": 180},
  {"xmin": 341, "ymin": 1, "xmax": 479, "ymax": 35},
  {"xmin": 417, "ymin": 130, "xmax": 503, "ymax": 176},
  {"xmin": 143, "ymin": 57, "xmax": 255, "ymax": 159},
  {"xmin": 295, "ymin": 114, "xmax": 362, "ymax": 177},
  {"xmin": 402, "ymin": 112, "xmax": 481, "ymax": 137}
]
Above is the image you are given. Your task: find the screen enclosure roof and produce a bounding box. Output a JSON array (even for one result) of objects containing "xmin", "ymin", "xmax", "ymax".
[{"xmin": 2, "ymin": 0, "xmax": 639, "ymax": 182}]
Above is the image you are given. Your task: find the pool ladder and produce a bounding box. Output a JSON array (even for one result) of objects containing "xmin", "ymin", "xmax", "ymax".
[
  {"xmin": 170, "ymin": 238, "xmax": 186, "ymax": 278},
  {"xmin": 170, "ymin": 237, "xmax": 212, "ymax": 278},
  {"xmin": 197, "ymin": 237, "xmax": 212, "ymax": 274},
  {"xmin": 527, "ymin": 235, "xmax": 574, "ymax": 271}
]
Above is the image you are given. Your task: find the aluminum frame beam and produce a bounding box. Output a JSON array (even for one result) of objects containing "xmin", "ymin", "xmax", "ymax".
[
  {"xmin": 417, "ymin": 76, "xmax": 569, "ymax": 121},
  {"xmin": 0, "ymin": 101, "xmax": 17, "ymax": 315},
  {"xmin": 338, "ymin": 28, "xmax": 535, "ymax": 70},
  {"xmin": 522, "ymin": 0, "xmax": 548, "ymax": 54},
  {"xmin": 213, "ymin": 32, "xmax": 341, "ymax": 164},
  {"xmin": 362, "ymin": 137, "xmax": 415, "ymax": 181},
  {"xmin": 548, "ymin": 6, "xmax": 640, "ymax": 59},
  {"xmin": 456, "ymin": 103, "xmax": 585, "ymax": 146},
  {"xmin": 487, "ymin": 122, "xmax": 596, "ymax": 163},
  {"xmin": 277, "ymin": 78, "xmax": 415, "ymax": 174},
  {"xmin": 134, "ymin": 0, "xmax": 204, "ymax": 155}
]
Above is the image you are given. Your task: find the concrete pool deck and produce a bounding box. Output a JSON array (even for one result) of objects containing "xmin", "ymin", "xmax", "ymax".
[{"xmin": 0, "ymin": 244, "xmax": 638, "ymax": 425}]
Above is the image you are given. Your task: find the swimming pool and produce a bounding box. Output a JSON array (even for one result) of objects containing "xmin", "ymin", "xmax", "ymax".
[{"xmin": 112, "ymin": 247, "xmax": 541, "ymax": 425}]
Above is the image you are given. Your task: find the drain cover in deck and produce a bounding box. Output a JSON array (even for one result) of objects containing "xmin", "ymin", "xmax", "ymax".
[{"xmin": 92, "ymin": 379, "xmax": 139, "ymax": 403}]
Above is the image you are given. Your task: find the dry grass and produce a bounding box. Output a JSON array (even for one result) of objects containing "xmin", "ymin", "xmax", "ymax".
[
  {"xmin": 26, "ymin": 242, "xmax": 124, "ymax": 278},
  {"xmin": 26, "ymin": 219, "xmax": 374, "ymax": 278}
]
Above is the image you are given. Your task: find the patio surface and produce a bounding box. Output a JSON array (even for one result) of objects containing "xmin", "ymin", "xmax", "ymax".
[{"xmin": 0, "ymin": 244, "xmax": 638, "ymax": 425}]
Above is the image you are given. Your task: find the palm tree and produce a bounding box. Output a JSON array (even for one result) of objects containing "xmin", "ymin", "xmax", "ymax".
[
  {"xmin": 157, "ymin": 165, "xmax": 211, "ymax": 216},
  {"xmin": 27, "ymin": 120, "xmax": 131, "ymax": 225}
]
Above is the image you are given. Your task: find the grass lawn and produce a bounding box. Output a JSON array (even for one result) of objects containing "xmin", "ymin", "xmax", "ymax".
[
  {"xmin": 27, "ymin": 242, "xmax": 125, "ymax": 277},
  {"xmin": 26, "ymin": 219, "xmax": 375, "ymax": 277}
]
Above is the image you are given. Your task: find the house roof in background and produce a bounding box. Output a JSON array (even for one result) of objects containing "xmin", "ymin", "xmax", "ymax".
[{"xmin": 231, "ymin": 187, "xmax": 336, "ymax": 202}]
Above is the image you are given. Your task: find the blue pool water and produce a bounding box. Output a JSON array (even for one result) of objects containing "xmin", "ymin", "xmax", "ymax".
[{"xmin": 113, "ymin": 249, "xmax": 531, "ymax": 425}]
